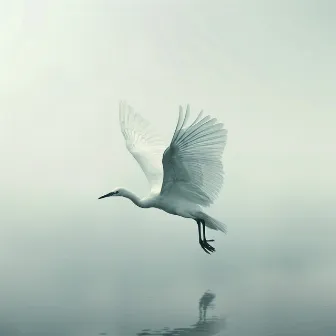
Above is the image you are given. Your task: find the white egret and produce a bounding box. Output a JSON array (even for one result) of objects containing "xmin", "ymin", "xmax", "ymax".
[{"xmin": 99, "ymin": 101, "xmax": 228, "ymax": 254}]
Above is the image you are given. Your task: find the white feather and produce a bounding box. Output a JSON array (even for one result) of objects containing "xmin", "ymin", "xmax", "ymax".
[
  {"xmin": 119, "ymin": 101, "xmax": 165, "ymax": 194},
  {"xmin": 160, "ymin": 105, "xmax": 227, "ymax": 207}
]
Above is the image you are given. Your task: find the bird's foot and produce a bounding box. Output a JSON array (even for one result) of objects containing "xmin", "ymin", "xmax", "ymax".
[{"xmin": 199, "ymin": 239, "xmax": 216, "ymax": 254}]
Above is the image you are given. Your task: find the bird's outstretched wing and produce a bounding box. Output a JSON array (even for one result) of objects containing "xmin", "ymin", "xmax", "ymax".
[
  {"xmin": 160, "ymin": 105, "xmax": 227, "ymax": 207},
  {"xmin": 119, "ymin": 101, "xmax": 165, "ymax": 194}
]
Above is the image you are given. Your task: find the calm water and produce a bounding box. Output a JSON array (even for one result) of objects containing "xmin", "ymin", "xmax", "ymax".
[{"xmin": 0, "ymin": 217, "xmax": 335, "ymax": 336}]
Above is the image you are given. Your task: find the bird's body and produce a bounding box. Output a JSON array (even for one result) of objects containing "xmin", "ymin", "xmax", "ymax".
[
  {"xmin": 151, "ymin": 194, "xmax": 202, "ymax": 219},
  {"xmin": 99, "ymin": 102, "xmax": 228, "ymax": 253},
  {"xmin": 112, "ymin": 189, "xmax": 201, "ymax": 219}
]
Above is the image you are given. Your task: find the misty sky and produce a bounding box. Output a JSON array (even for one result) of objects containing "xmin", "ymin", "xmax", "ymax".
[
  {"xmin": 0, "ymin": 0, "xmax": 335, "ymax": 332},
  {"xmin": 1, "ymin": 0, "xmax": 335, "ymax": 215}
]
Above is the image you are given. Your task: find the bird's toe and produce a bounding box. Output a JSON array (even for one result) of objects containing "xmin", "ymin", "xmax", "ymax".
[
  {"xmin": 203, "ymin": 240, "xmax": 216, "ymax": 252},
  {"xmin": 199, "ymin": 240, "xmax": 215, "ymax": 254}
]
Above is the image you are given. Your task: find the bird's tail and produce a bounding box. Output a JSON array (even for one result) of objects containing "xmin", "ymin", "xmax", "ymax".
[{"xmin": 196, "ymin": 212, "xmax": 227, "ymax": 233}]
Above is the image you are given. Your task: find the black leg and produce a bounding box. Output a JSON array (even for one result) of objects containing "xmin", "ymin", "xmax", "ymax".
[
  {"xmin": 202, "ymin": 220, "xmax": 216, "ymax": 253},
  {"xmin": 202, "ymin": 221, "xmax": 214, "ymax": 243},
  {"xmin": 197, "ymin": 220, "xmax": 215, "ymax": 254},
  {"xmin": 198, "ymin": 221, "xmax": 210, "ymax": 254},
  {"xmin": 197, "ymin": 221, "xmax": 202, "ymax": 243}
]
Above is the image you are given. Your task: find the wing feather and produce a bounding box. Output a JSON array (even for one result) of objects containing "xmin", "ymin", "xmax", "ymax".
[
  {"xmin": 160, "ymin": 106, "xmax": 227, "ymax": 207},
  {"xmin": 119, "ymin": 101, "xmax": 165, "ymax": 194}
]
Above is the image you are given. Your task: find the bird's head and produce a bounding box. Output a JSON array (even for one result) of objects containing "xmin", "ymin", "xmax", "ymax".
[{"xmin": 98, "ymin": 187, "xmax": 127, "ymax": 199}]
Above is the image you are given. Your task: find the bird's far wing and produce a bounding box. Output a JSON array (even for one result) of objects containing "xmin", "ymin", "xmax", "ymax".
[
  {"xmin": 119, "ymin": 101, "xmax": 165, "ymax": 194},
  {"xmin": 160, "ymin": 105, "xmax": 227, "ymax": 207}
]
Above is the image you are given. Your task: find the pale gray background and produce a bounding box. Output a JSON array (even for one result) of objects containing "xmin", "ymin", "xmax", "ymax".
[{"xmin": 0, "ymin": 0, "xmax": 335, "ymax": 335}]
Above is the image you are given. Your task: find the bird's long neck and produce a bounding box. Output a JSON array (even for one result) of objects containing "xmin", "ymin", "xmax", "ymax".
[{"xmin": 123, "ymin": 190, "xmax": 148, "ymax": 208}]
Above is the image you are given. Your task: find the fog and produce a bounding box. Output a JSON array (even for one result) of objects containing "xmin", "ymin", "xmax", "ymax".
[{"xmin": 0, "ymin": 1, "xmax": 335, "ymax": 335}]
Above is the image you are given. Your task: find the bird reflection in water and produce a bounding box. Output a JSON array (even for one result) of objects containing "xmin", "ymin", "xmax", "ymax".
[{"xmin": 136, "ymin": 290, "xmax": 225, "ymax": 335}]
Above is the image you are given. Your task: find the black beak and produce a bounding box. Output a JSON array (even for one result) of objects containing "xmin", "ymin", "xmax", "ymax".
[{"xmin": 98, "ymin": 192, "xmax": 114, "ymax": 199}]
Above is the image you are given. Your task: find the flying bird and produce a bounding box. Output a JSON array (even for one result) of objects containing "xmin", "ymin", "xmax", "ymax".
[{"xmin": 99, "ymin": 101, "xmax": 228, "ymax": 254}]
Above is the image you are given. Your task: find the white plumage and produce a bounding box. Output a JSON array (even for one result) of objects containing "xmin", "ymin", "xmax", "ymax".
[
  {"xmin": 99, "ymin": 101, "xmax": 228, "ymax": 254},
  {"xmin": 119, "ymin": 103, "xmax": 165, "ymax": 195}
]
